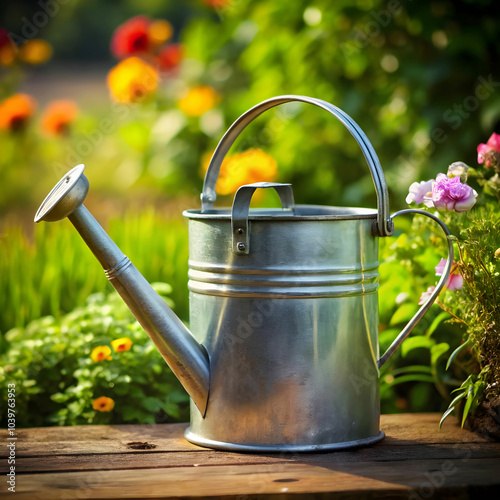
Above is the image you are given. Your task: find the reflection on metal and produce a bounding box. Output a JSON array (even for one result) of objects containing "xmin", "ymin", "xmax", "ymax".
[{"xmin": 36, "ymin": 96, "xmax": 452, "ymax": 452}]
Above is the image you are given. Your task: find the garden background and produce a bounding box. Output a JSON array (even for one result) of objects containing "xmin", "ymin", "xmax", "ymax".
[{"xmin": 1, "ymin": 0, "xmax": 499, "ymax": 428}]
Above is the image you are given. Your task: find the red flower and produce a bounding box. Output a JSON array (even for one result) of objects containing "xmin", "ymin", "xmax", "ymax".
[
  {"xmin": 0, "ymin": 29, "xmax": 11, "ymax": 50},
  {"xmin": 203, "ymin": 0, "xmax": 232, "ymax": 8},
  {"xmin": 477, "ymin": 132, "xmax": 500, "ymax": 169},
  {"xmin": 111, "ymin": 16, "xmax": 153, "ymax": 59},
  {"xmin": 158, "ymin": 44, "xmax": 183, "ymax": 72},
  {"xmin": 0, "ymin": 28, "xmax": 16, "ymax": 66}
]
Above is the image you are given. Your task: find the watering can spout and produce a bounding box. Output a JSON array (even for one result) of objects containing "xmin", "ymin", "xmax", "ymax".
[{"xmin": 34, "ymin": 165, "xmax": 210, "ymax": 416}]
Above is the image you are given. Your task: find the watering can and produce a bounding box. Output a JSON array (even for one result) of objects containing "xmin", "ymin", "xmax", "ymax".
[{"xmin": 35, "ymin": 96, "xmax": 453, "ymax": 452}]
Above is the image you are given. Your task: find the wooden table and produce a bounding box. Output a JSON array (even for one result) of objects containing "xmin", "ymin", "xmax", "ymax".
[{"xmin": 1, "ymin": 413, "xmax": 499, "ymax": 499}]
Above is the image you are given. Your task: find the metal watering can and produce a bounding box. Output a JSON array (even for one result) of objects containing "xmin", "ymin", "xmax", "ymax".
[{"xmin": 35, "ymin": 96, "xmax": 453, "ymax": 452}]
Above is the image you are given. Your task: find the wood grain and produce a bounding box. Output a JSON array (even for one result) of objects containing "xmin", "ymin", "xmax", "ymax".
[
  {"xmin": 1, "ymin": 414, "xmax": 499, "ymax": 499},
  {"xmin": 8, "ymin": 459, "xmax": 500, "ymax": 499}
]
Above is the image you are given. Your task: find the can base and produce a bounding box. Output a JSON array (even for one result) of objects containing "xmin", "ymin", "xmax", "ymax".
[{"xmin": 184, "ymin": 428, "xmax": 385, "ymax": 453}]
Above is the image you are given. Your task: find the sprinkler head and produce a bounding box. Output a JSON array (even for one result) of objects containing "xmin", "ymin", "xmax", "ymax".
[{"xmin": 34, "ymin": 164, "xmax": 89, "ymax": 223}]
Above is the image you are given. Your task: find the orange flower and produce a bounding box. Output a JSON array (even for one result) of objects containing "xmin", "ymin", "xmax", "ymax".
[
  {"xmin": 18, "ymin": 39, "xmax": 52, "ymax": 65},
  {"xmin": 111, "ymin": 337, "xmax": 133, "ymax": 353},
  {"xmin": 90, "ymin": 345, "xmax": 112, "ymax": 362},
  {"xmin": 203, "ymin": 148, "xmax": 278, "ymax": 195},
  {"xmin": 148, "ymin": 20, "xmax": 173, "ymax": 46},
  {"xmin": 92, "ymin": 396, "xmax": 115, "ymax": 412},
  {"xmin": 158, "ymin": 44, "xmax": 183, "ymax": 72},
  {"xmin": 107, "ymin": 56, "xmax": 159, "ymax": 103},
  {"xmin": 0, "ymin": 94, "xmax": 36, "ymax": 131},
  {"xmin": 42, "ymin": 100, "xmax": 78, "ymax": 136},
  {"xmin": 178, "ymin": 86, "xmax": 220, "ymax": 117},
  {"xmin": 0, "ymin": 29, "xmax": 16, "ymax": 66}
]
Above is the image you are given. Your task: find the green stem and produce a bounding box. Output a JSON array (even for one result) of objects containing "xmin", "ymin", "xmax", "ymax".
[{"xmin": 436, "ymin": 300, "xmax": 468, "ymax": 327}]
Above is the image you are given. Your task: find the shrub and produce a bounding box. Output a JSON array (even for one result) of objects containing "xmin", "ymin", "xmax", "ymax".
[{"xmin": 0, "ymin": 285, "xmax": 189, "ymax": 427}]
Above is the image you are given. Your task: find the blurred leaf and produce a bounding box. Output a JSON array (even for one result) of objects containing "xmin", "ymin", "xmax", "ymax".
[
  {"xmin": 427, "ymin": 312, "xmax": 451, "ymax": 337},
  {"xmin": 118, "ymin": 122, "xmax": 151, "ymax": 152},
  {"xmin": 384, "ymin": 374, "xmax": 435, "ymax": 386},
  {"xmin": 431, "ymin": 342, "xmax": 450, "ymax": 367},
  {"xmin": 401, "ymin": 336, "xmax": 435, "ymax": 357},
  {"xmin": 142, "ymin": 397, "xmax": 162, "ymax": 412},
  {"xmin": 390, "ymin": 303, "xmax": 419, "ymax": 326}
]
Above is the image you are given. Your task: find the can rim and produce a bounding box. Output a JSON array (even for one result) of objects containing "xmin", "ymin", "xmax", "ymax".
[{"xmin": 183, "ymin": 204, "xmax": 378, "ymax": 221}]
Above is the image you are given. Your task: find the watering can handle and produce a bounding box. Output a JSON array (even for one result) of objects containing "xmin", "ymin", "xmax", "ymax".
[
  {"xmin": 201, "ymin": 95, "xmax": 394, "ymax": 237},
  {"xmin": 378, "ymin": 208, "xmax": 454, "ymax": 368}
]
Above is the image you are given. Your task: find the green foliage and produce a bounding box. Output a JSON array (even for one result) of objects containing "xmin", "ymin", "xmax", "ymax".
[
  {"xmin": 179, "ymin": 0, "xmax": 500, "ymax": 207},
  {"xmin": 440, "ymin": 369, "xmax": 488, "ymax": 429},
  {"xmin": 456, "ymin": 209, "xmax": 500, "ymax": 387},
  {"xmin": 437, "ymin": 207, "xmax": 500, "ymax": 424},
  {"xmin": 378, "ymin": 168, "xmax": 500, "ymax": 421},
  {"xmin": 377, "ymin": 211, "xmax": 465, "ymax": 414},
  {"xmin": 0, "ymin": 286, "xmax": 189, "ymax": 428},
  {"xmin": 0, "ymin": 209, "xmax": 189, "ymax": 335}
]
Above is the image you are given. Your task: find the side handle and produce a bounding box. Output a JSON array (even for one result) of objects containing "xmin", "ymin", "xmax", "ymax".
[
  {"xmin": 231, "ymin": 182, "xmax": 295, "ymax": 255},
  {"xmin": 378, "ymin": 209, "xmax": 454, "ymax": 368}
]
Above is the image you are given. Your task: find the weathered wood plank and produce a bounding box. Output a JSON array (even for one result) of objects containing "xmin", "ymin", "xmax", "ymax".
[
  {"xmin": 1, "ymin": 415, "xmax": 499, "ymax": 499},
  {"xmin": 0, "ymin": 423, "xmax": 198, "ymax": 458},
  {"xmin": 4, "ymin": 443, "xmax": 500, "ymax": 474},
  {"xmin": 9, "ymin": 458, "xmax": 500, "ymax": 500},
  {"xmin": 0, "ymin": 414, "xmax": 491, "ymax": 461}
]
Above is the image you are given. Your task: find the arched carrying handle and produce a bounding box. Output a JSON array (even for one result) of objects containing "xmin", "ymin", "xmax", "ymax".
[
  {"xmin": 378, "ymin": 209, "xmax": 454, "ymax": 368},
  {"xmin": 201, "ymin": 95, "xmax": 394, "ymax": 237}
]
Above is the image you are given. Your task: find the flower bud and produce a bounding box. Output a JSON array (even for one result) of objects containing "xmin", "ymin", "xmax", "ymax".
[{"xmin": 447, "ymin": 161, "xmax": 469, "ymax": 183}]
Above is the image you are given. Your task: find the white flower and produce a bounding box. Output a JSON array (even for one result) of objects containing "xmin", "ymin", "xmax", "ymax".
[{"xmin": 406, "ymin": 179, "xmax": 434, "ymax": 205}]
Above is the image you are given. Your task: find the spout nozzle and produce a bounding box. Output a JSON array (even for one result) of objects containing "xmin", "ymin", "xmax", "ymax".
[{"xmin": 35, "ymin": 164, "xmax": 89, "ymax": 223}]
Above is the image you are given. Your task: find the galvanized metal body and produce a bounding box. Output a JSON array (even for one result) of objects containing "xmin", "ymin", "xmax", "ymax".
[
  {"xmin": 184, "ymin": 206, "xmax": 384, "ymax": 450},
  {"xmin": 35, "ymin": 95, "xmax": 454, "ymax": 453}
]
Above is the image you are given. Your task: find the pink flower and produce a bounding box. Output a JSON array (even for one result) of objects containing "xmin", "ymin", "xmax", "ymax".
[
  {"xmin": 406, "ymin": 179, "xmax": 434, "ymax": 205},
  {"xmin": 477, "ymin": 132, "xmax": 500, "ymax": 168},
  {"xmin": 429, "ymin": 174, "xmax": 477, "ymax": 213},
  {"xmin": 419, "ymin": 286, "xmax": 436, "ymax": 305},
  {"xmin": 435, "ymin": 258, "xmax": 463, "ymax": 291}
]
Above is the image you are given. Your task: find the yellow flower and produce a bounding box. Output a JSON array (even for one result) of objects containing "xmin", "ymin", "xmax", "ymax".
[
  {"xmin": 90, "ymin": 345, "xmax": 112, "ymax": 362},
  {"xmin": 18, "ymin": 39, "xmax": 52, "ymax": 65},
  {"xmin": 111, "ymin": 337, "xmax": 133, "ymax": 353},
  {"xmin": 107, "ymin": 56, "xmax": 159, "ymax": 103},
  {"xmin": 148, "ymin": 19, "xmax": 173, "ymax": 45},
  {"xmin": 178, "ymin": 86, "xmax": 220, "ymax": 116},
  {"xmin": 92, "ymin": 396, "xmax": 115, "ymax": 412},
  {"xmin": 205, "ymin": 148, "xmax": 278, "ymax": 195}
]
